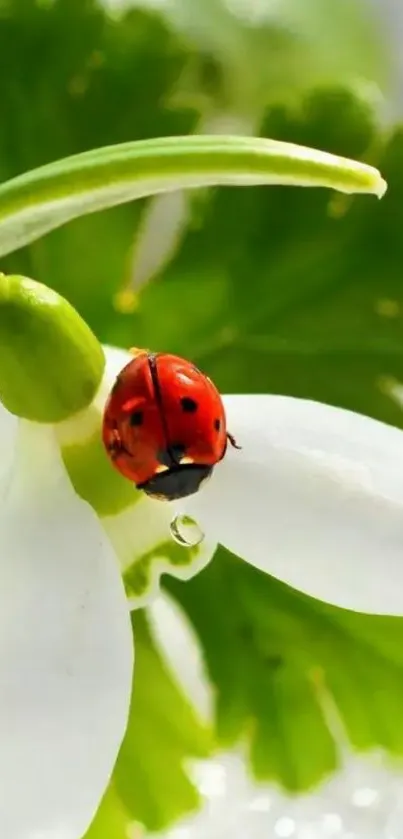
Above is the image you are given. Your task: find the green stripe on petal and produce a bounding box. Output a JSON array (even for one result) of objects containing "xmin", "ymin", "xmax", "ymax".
[
  {"xmin": 61, "ymin": 429, "xmax": 141, "ymax": 517},
  {"xmin": 57, "ymin": 345, "xmax": 139, "ymax": 516},
  {"xmin": 124, "ymin": 540, "xmax": 201, "ymax": 600},
  {"xmin": 103, "ymin": 496, "xmax": 217, "ymax": 608}
]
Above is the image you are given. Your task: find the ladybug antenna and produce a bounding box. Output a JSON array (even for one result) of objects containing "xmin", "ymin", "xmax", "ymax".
[{"xmin": 227, "ymin": 432, "xmax": 241, "ymax": 450}]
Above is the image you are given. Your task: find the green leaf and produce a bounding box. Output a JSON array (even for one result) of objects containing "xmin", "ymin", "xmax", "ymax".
[
  {"xmin": 191, "ymin": 121, "xmax": 403, "ymax": 429},
  {"xmin": 113, "ymin": 611, "xmax": 212, "ymax": 832},
  {"xmin": 112, "ymin": 92, "xmax": 399, "ymax": 430},
  {"xmin": 0, "ymin": 134, "xmax": 385, "ymax": 257},
  {"xmin": 166, "ymin": 549, "xmax": 403, "ymax": 791},
  {"xmin": 0, "ymin": 0, "xmax": 198, "ymax": 325},
  {"xmin": 84, "ymin": 786, "xmax": 129, "ymax": 839}
]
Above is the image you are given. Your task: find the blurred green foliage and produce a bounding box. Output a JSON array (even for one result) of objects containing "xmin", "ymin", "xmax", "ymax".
[
  {"xmin": 2, "ymin": 0, "xmax": 403, "ymax": 834},
  {"xmin": 168, "ymin": 549, "xmax": 403, "ymax": 781}
]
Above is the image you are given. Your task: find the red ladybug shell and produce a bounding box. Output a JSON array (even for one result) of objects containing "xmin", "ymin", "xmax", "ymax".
[{"xmin": 102, "ymin": 350, "xmax": 234, "ymax": 501}]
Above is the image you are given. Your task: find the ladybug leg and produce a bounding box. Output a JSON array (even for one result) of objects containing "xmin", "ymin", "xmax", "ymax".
[
  {"xmin": 227, "ymin": 432, "xmax": 242, "ymax": 450},
  {"xmin": 106, "ymin": 428, "xmax": 124, "ymax": 460}
]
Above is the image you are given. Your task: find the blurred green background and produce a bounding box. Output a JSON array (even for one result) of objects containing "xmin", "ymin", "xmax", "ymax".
[{"xmin": 4, "ymin": 0, "xmax": 403, "ymax": 835}]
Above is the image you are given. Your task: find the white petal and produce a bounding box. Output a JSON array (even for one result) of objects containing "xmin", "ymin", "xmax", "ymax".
[
  {"xmin": 148, "ymin": 592, "xmax": 213, "ymax": 723},
  {"xmin": 103, "ymin": 493, "xmax": 217, "ymax": 609},
  {"xmin": 183, "ymin": 395, "xmax": 403, "ymax": 615},
  {"xmin": 103, "ymin": 344, "xmax": 132, "ymax": 382},
  {"xmin": 0, "ymin": 421, "xmax": 133, "ymax": 839},
  {"xmin": 0, "ymin": 402, "xmax": 18, "ymax": 495}
]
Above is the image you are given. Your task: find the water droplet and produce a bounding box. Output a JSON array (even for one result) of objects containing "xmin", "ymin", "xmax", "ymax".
[{"xmin": 170, "ymin": 513, "xmax": 205, "ymax": 548}]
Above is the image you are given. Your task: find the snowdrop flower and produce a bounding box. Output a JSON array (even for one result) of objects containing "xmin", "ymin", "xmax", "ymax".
[
  {"xmin": 0, "ymin": 273, "xmax": 214, "ymax": 839},
  {"xmin": 1, "ymin": 271, "xmax": 403, "ymax": 839}
]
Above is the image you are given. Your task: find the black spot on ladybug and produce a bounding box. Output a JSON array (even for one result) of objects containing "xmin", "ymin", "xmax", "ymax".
[
  {"xmin": 170, "ymin": 443, "xmax": 186, "ymax": 463},
  {"xmin": 180, "ymin": 396, "xmax": 198, "ymax": 412},
  {"xmin": 158, "ymin": 443, "xmax": 186, "ymax": 467},
  {"xmin": 129, "ymin": 411, "xmax": 143, "ymax": 426},
  {"xmin": 214, "ymin": 418, "xmax": 221, "ymax": 431},
  {"xmin": 157, "ymin": 448, "xmax": 173, "ymax": 467}
]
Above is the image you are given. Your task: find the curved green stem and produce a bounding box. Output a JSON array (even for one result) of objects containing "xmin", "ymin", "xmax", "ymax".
[{"xmin": 0, "ymin": 135, "xmax": 386, "ymax": 257}]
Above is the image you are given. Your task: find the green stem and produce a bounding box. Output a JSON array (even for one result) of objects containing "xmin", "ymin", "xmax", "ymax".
[{"xmin": 0, "ymin": 135, "xmax": 386, "ymax": 258}]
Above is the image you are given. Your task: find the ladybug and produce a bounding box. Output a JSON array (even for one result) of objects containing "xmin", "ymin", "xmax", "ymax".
[{"xmin": 102, "ymin": 349, "xmax": 240, "ymax": 501}]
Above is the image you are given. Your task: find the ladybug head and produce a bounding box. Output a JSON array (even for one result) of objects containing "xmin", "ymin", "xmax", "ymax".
[{"xmin": 138, "ymin": 462, "xmax": 213, "ymax": 502}]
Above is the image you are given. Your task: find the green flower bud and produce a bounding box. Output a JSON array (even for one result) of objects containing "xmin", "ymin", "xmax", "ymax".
[{"xmin": 0, "ymin": 274, "xmax": 104, "ymax": 422}]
